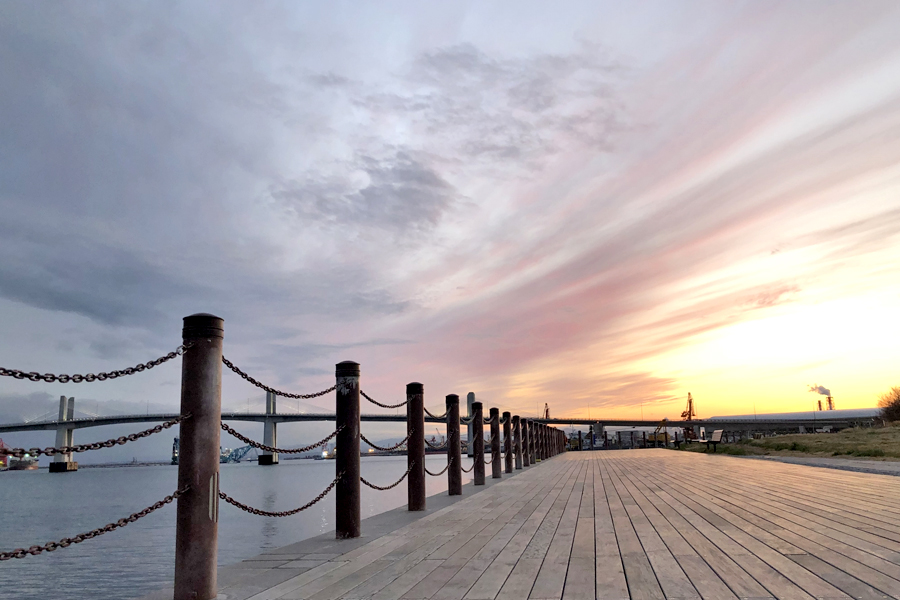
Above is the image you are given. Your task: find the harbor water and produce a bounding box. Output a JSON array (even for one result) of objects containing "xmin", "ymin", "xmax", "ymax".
[{"xmin": 0, "ymin": 454, "xmax": 472, "ymax": 600}]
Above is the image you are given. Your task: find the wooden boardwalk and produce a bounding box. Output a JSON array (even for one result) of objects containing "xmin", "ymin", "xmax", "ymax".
[{"xmin": 208, "ymin": 450, "xmax": 900, "ymax": 600}]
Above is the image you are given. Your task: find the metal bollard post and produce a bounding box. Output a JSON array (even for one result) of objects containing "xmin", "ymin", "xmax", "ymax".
[
  {"xmin": 503, "ymin": 411, "xmax": 513, "ymax": 474},
  {"xmin": 466, "ymin": 392, "xmax": 475, "ymax": 457},
  {"xmin": 578, "ymin": 430, "xmax": 583, "ymax": 451},
  {"xmin": 522, "ymin": 419, "xmax": 534, "ymax": 467},
  {"xmin": 335, "ymin": 361, "xmax": 360, "ymax": 539},
  {"xmin": 447, "ymin": 394, "xmax": 462, "ymax": 496},
  {"xmin": 542, "ymin": 425, "xmax": 548, "ymax": 459},
  {"xmin": 407, "ymin": 382, "xmax": 425, "ymax": 511},
  {"xmin": 526, "ymin": 420, "xmax": 533, "ymax": 463},
  {"xmin": 472, "ymin": 402, "xmax": 485, "ymax": 485},
  {"xmin": 490, "ymin": 408, "xmax": 501, "ymax": 479},
  {"xmin": 174, "ymin": 313, "xmax": 223, "ymax": 600},
  {"xmin": 513, "ymin": 415, "xmax": 522, "ymax": 469}
]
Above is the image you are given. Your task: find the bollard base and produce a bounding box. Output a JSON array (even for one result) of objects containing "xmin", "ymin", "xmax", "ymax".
[
  {"xmin": 258, "ymin": 455, "xmax": 279, "ymax": 466},
  {"xmin": 49, "ymin": 461, "xmax": 78, "ymax": 473}
]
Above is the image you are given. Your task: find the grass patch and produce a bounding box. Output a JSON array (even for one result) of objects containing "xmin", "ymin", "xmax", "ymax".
[{"xmin": 677, "ymin": 422, "xmax": 900, "ymax": 459}]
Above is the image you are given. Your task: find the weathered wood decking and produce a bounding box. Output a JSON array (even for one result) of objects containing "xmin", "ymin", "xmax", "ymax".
[{"xmin": 195, "ymin": 450, "xmax": 900, "ymax": 600}]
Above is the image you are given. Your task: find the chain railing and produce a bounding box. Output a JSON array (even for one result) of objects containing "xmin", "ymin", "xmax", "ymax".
[
  {"xmin": 360, "ymin": 433, "xmax": 409, "ymax": 452},
  {"xmin": 425, "ymin": 457, "xmax": 453, "ymax": 477},
  {"xmin": 221, "ymin": 356, "xmax": 335, "ymax": 399},
  {"xmin": 0, "ymin": 487, "xmax": 188, "ymax": 561},
  {"xmin": 424, "ymin": 407, "xmax": 447, "ymax": 419},
  {"xmin": 0, "ymin": 415, "xmax": 190, "ymax": 458},
  {"xmin": 220, "ymin": 422, "xmax": 343, "ymax": 454},
  {"xmin": 461, "ymin": 462, "xmax": 475, "ymax": 473},
  {"xmin": 361, "ymin": 463, "xmax": 413, "ymax": 491},
  {"xmin": 0, "ymin": 344, "xmax": 191, "ymax": 384},
  {"xmin": 359, "ymin": 390, "xmax": 408, "ymax": 409},
  {"xmin": 424, "ymin": 437, "xmax": 447, "ymax": 449},
  {"xmin": 219, "ymin": 474, "xmax": 341, "ymax": 517}
]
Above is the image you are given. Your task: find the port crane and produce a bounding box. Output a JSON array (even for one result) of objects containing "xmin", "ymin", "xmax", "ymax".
[
  {"xmin": 680, "ymin": 393, "xmax": 698, "ymax": 441},
  {"xmin": 542, "ymin": 403, "xmax": 550, "ymax": 419}
]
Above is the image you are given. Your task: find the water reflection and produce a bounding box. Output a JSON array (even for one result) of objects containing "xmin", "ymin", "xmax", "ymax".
[{"xmin": 0, "ymin": 455, "xmax": 474, "ymax": 600}]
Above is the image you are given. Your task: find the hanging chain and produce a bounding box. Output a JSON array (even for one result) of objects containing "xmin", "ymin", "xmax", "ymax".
[
  {"xmin": 424, "ymin": 407, "xmax": 447, "ymax": 419},
  {"xmin": 0, "ymin": 415, "xmax": 190, "ymax": 458},
  {"xmin": 425, "ymin": 457, "xmax": 453, "ymax": 477},
  {"xmin": 359, "ymin": 390, "xmax": 408, "ymax": 409},
  {"xmin": 220, "ymin": 422, "xmax": 343, "ymax": 454},
  {"xmin": 219, "ymin": 474, "xmax": 341, "ymax": 517},
  {"xmin": 461, "ymin": 462, "xmax": 475, "ymax": 473},
  {"xmin": 221, "ymin": 357, "xmax": 335, "ymax": 399},
  {"xmin": 360, "ymin": 462, "xmax": 413, "ymax": 491},
  {"xmin": 424, "ymin": 437, "xmax": 447, "ymax": 449},
  {"xmin": 0, "ymin": 487, "xmax": 187, "ymax": 561},
  {"xmin": 360, "ymin": 433, "xmax": 409, "ymax": 452},
  {"xmin": 0, "ymin": 344, "xmax": 192, "ymax": 384}
]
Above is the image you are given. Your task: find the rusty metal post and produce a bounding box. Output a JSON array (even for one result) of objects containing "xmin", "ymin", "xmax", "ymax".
[
  {"xmin": 174, "ymin": 313, "xmax": 223, "ymax": 600},
  {"xmin": 503, "ymin": 411, "xmax": 512, "ymax": 474},
  {"xmin": 521, "ymin": 419, "xmax": 530, "ymax": 467},
  {"xmin": 642, "ymin": 431, "xmax": 647, "ymax": 448},
  {"xmin": 490, "ymin": 408, "xmax": 501, "ymax": 479},
  {"xmin": 513, "ymin": 415, "xmax": 522, "ymax": 470},
  {"xmin": 534, "ymin": 423, "xmax": 541, "ymax": 462},
  {"xmin": 407, "ymin": 382, "xmax": 425, "ymax": 511},
  {"xmin": 473, "ymin": 402, "xmax": 485, "ymax": 485},
  {"xmin": 335, "ymin": 361, "xmax": 360, "ymax": 539},
  {"xmin": 447, "ymin": 394, "xmax": 462, "ymax": 496},
  {"xmin": 578, "ymin": 430, "xmax": 583, "ymax": 451}
]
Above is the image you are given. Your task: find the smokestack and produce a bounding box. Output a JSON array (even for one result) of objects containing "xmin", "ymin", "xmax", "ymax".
[
  {"xmin": 817, "ymin": 399, "xmax": 822, "ymax": 411},
  {"xmin": 826, "ymin": 396, "xmax": 835, "ymax": 410}
]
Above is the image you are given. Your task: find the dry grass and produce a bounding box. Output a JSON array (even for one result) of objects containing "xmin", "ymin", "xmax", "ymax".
[{"xmin": 678, "ymin": 422, "xmax": 900, "ymax": 460}]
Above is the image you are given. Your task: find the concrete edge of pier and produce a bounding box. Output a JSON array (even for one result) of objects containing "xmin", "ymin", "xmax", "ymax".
[{"xmin": 136, "ymin": 456, "xmax": 546, "ymax": 600}]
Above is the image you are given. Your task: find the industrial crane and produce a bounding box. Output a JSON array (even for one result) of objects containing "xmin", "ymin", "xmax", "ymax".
[
  {"xmin": 680, "ymin": 393, "xmax": 696, "ymax": 420},
  {"xmin": 680, "ymin": 393, "xmax": 698, "ymax": 441},
  {"xmin": 542, "ymin": 403, "xmax": 550, "ymax": 419}
]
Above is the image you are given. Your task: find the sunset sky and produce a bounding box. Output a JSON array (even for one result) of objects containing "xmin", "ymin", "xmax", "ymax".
[{"xmin": 2, "ymin": 1, "xmax": 899, "ymax": 457}]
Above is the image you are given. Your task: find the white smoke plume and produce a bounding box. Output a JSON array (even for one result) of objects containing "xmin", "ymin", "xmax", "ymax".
[{"xmin": 808, "ymin": 384, "xmax": 831, "ymax": 396}]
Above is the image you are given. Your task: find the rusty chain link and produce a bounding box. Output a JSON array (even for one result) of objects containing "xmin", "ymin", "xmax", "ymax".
[
  {"xmin": 425, "ymin": 457, "xmax": 453, "ymax": 477},
  {"xmin": 360, "ymin": 462, "xmax": 413, "ymax": 491},
  {"xmin": 424, "ymin": 407, "xmax": 448, "ymax": 419},
  {"xmin": 219, "ymin": 474, "xmax": 341, "ymax": 517},
  {"xmin": 424, "ymin": 437, "xmax": 447, "ymax": 449},
  {"xmin": 0, "ymin": 415, "xmax": 190, "ymax": 458},
  {"xmin": 0, "ymin": 344, "xmax": 191, "ymax": 384},
  {"xmin": 0, "ymin": 487, "xmax": 187, "ymax": 561},
  {"xmin": 221, "ymin": 422, "xmax": 343, "ymax": 454},
  {"xmin": 360, "ymin": 432, "xmax": 409, "ymax": 452},
  {"xmin": 359, "ymin": 390, "xmax": 408, "ymax": 409},
  {"xmin": 221, "ymin": 356, "xmax": 335, "ymax": 399}
]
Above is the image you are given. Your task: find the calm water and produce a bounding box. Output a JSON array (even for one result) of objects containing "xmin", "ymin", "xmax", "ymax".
[{"xmin": 0, "ymin": 455, "xmax": 473, "ymax": 600}]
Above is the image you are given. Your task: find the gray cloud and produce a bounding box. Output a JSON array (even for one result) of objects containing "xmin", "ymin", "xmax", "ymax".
[{"xmin": 271, "ymin": 152, "xmax": 456, "ymax": 233}]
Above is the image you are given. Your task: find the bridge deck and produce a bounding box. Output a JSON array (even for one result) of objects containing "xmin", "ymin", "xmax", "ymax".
[{"xmin": 155, "ymin": 450, "xmax": 900, "ymax": 600}]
